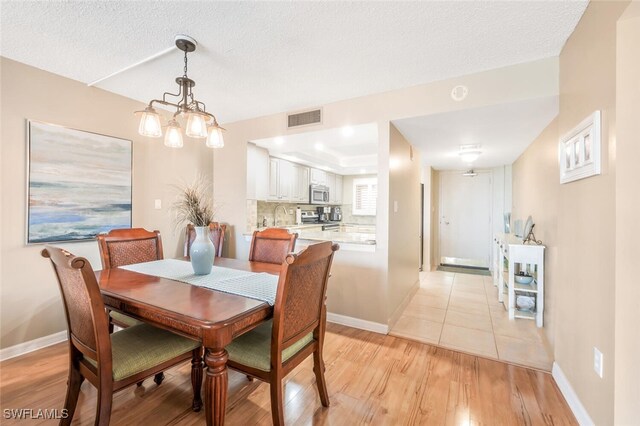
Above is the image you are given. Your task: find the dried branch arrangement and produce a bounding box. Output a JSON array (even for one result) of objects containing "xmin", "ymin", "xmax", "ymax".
[{"xmin": 172, "ymin": 175, "xmax": 215, "ymax": 227}]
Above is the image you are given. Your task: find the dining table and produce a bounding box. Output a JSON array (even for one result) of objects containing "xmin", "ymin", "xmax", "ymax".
[{"xmin": 95, "ymin": 257, "xmax": 281, "ymax": 426}]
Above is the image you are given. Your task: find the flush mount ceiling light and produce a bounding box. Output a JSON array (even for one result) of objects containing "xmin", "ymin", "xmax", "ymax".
[
  {"xmin": 136, "ymin": 35, "xmax": 225, "ymax": 149},
  {"xmin": 458, "ymin": 144, "xmax": 481, "ymax": 163}
]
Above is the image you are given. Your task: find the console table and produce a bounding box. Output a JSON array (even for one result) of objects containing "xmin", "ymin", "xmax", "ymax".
[{"xmin": 492, "ymin": 233, "xmax": 545, "ymax": 327}]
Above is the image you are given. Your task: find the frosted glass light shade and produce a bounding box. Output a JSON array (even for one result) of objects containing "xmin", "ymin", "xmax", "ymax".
[
  {"xmin": 185, "ymin": 112, "xmax": 208, "ymax": 138},
  {"xmin": 459, "ymin": 150, "xmax": 481, "ymax": 163},
  {"xmin": 138, "ymin": 107, "xmax": 162, "ymax": 137},
  {"xmin": 206, "ymin": 126, "xmax": 224, "ymax": 148},
  {"xmin": 164, "ymin": 120, "xmax": 184, "ymax": 148}
]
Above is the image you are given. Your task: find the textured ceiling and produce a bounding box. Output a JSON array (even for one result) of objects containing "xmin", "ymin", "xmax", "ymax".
[
  {"xmin": 393, "ymin": 96, "xmax": 558, "ymax": 170},
  {"xmin": 0, "ymin": 1, "xmax": 586, "ymax": 123}
]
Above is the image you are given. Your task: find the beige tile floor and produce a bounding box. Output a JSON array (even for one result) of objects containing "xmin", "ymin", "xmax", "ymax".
[{"xmin": 390, "ymin": 270, "xmax": 554, "ymax": 371}]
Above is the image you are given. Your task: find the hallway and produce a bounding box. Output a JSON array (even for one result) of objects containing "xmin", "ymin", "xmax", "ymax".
[{"xmin": 390, "ymin": 270, "xmax": 553, "ymax": 370}]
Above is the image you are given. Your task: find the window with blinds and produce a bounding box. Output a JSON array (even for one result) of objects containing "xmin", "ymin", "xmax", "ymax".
[{"xmin": 352, "ymin": 178, "xmax": 377, "ymax": 216}]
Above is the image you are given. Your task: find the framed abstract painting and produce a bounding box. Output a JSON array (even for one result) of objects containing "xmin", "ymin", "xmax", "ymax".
[{"xmin": 26, "ymin": 120, "xmax": 132, "ymax": 244}]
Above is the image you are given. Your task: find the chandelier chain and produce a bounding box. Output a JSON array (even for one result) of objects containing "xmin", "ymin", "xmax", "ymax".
[{"xmin": 183, "ymin": 50, "xmax": 188, "ymax": 78}]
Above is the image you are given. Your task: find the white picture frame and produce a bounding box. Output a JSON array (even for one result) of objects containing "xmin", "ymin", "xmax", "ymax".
[{"xmin": 559, "ymin": 111, "xmax": 601, "ymax": 184}]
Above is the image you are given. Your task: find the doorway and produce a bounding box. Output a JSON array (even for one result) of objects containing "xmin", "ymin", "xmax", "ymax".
[{"xmin": 438, "ymin": 170, "xmax": 492, "ymax": 268}]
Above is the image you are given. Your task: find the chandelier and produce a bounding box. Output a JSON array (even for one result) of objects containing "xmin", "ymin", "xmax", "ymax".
[{"xmin": 136, "ymin": 35, "xmax": 224, "ymax": 148}]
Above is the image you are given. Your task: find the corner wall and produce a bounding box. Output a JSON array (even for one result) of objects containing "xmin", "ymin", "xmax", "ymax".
[
  {"xmin": 511, "ymin": 2, "xmax": 630, "ymax": 423},
  {"xmin": 387, "ymin": 124, "xmax": 421, "ymax": 325},
  {"xmin": 0, "ymin": 58, "xmax": 213, "ymax": 349},
  {"xmin": 614, "ymin": 2, "xmax": 640, "ymax": 423},
  {"xmin": 512, "ymin": 119, "xmax": 559, "ymax": 347}
]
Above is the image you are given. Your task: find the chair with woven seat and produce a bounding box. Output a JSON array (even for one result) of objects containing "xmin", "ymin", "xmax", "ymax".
[
  {"xmin": 97, "ymin": 228, "xmax": 163, "ymax": 330},
  {"xmin": 226, "ymin": 241, "xmax": 339, "ymax": 426},
  {"xmin": 184, "ymin": 222, "xmax": 227, "ymax": 259},
  {"xmin": 41, "ymin": 246, "xmax": 203, "ymax": 426},
  {"xmin": 248, "ymin": 227, "xmax": 298, "ymax": 265}
]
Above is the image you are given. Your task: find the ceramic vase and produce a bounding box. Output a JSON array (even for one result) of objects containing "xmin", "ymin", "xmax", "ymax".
[{"xmin": 190, "ymin": 226, "xmax": 214, "ymax": 275}]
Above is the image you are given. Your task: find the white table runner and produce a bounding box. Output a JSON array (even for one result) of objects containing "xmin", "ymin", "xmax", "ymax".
[{"xmin": 120, "ymin": 259, "xmax": 278, "ymax": 306}]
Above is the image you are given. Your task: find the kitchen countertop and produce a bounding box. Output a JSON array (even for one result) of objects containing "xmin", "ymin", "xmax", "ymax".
[{"xmin": 246, "ymin": 223, "xmax": 376, "ymax": 246}]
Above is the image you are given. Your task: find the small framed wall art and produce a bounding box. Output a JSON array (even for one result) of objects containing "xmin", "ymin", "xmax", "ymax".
[
  {"xmin": 26, "ymin": 120, "xmax": 132, "ymax": 244},
  {"xmin": 559, "ymin": 110, "xmax": 601, "ymax": 184}
]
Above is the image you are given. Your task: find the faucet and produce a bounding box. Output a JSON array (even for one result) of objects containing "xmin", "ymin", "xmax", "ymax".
[{"xmin": 274, "ymin": 205, "xmax": 288, "ymax": 226}]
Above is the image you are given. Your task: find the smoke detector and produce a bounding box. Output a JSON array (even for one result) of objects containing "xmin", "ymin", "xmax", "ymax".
[{"xmin": 451, "ymin": 85, "xmax": 468, "ymax": 101}]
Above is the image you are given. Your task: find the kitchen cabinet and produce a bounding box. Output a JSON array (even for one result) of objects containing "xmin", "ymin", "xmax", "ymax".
[
  {"xmin": 246, "ymin": 144, "xmax": 269, "ymax": 200},
  {"xmin": 327, "ymin": 173, "xmax": 336, "ymax": 203},
  {"xmin": 268, "ymin": 158, "xmax": 293, "ymax": 201},
  {"xmin": 334, "ymin": 175, "xmax": 343, "ymax": 204},
  {"xmin": 310, "ymin": 168, "xmax": 328, "ymax": 186},
  {"xmin": 327, "ymin": 173, "xmax": 343, "ymax": 204},
  {"xmin": 291, "ymin": 164, "xmax": 310, "ymax": 203},
  {"xmin": 268, "ymin": 158, "xmax": 279, "ymax": 200},
  {"xmin": 263, "ymin": 158, "xmax": 341, "ymax": 204}
]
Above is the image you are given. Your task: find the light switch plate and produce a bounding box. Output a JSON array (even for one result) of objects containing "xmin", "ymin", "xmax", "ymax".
[
  {"xmin": 154, "ymin": 199, "xmax": 162, "ymax": 210},
  {"xmin": 394, "ymin": 201, "xmax": 398, "ymax": 213},
  {"xmin": 593, "ymin": 347, "xmax": 603, "ymax": 378}
]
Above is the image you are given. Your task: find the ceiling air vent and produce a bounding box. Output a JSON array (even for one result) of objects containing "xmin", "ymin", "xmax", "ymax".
[{"xmin": 287, "ymin": 108, "xmax": 322, "ymax": 128}]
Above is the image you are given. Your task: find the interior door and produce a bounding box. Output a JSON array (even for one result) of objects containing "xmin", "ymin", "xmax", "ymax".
[{"xmin": 439, "ymin": 171, "xmax": 492, "ymax": 268}]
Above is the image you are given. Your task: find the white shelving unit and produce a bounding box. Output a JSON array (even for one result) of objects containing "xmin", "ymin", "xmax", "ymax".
[{"xmin": 493, "ymin": 233, "xmax": 545, "ymax": 327}]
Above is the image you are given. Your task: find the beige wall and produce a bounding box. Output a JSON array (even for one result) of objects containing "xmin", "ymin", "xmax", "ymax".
[
  {"xmin": 0, "ymin": 58, "xmax": 213, "ymax": 349},
  {"xmin": 512, "ymin": 2, "xmax": 630, "ymax": 423},
  {"xmin": 556, "ymin": 3, "xmax": 626, "ymax": 423},
  {"xmin": 511, "ymin": 119, "xmax": 562, "ymax": 346},
  {"xmin": 214, "ymin": 58, "xmax": 557, "ymax": 325},
  {"xmin": 387, "ymin": 124, "xmax": 421, "ymax": 324},
  {"xmin": 614, "ymin": 1, "xmax": 640, "ymax": 423},
  {"xmin": 512, "ymin": 119, "xmax": 559, "ymax": 347}
]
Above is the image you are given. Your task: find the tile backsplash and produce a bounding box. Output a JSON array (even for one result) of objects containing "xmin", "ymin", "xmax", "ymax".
[
  {"xmin": 247, "ymin": 200, "xmax": 376, "ymax": 231},
  {"xmin": 256, "ymin": 201, "xmax": 300, "ymax": 228}
]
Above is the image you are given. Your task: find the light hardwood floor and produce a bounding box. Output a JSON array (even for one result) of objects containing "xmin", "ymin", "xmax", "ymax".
[{"xmin": 0, "ymin": 323, "xmax": 575, "ymax": 425}]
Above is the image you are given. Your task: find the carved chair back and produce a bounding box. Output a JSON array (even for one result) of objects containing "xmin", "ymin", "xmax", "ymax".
[
  {"xmin": 41, "ymin": 246, "xmax": 111, "ymax": 368},
  {"xmin": 248, "ymin": 228, "xmax": 298, "ymax": 265},
  {"xmin": 272, "ymin": 241, "xmax": 338, "ymax": 354},
  {"xmin": 184, "ymin": 223, "xmax": 226, "ymax": 258},
  {"xmin": 97, "ymin": 228, "xmax": 163, "ymax": 269}
]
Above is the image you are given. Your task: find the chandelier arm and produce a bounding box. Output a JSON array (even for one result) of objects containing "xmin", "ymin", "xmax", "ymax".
[{"xmin": 149, "ymin": 99, "xmax": 181, "ymax": 109}]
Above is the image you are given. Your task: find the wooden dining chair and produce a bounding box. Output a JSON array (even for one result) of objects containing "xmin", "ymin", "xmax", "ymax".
[
  {"xmin": 184, "ymin": 222, "xmax": 227, "ymax": 259},
  {"xmin": 97, "ymin": 228, "xmax": 163, "ymax": 270},
  {"xmin": 248, "ymin": 228, "xmax": 298, "ymax": 265},
  {"xmin": 97, "ymin": 228, "xmax": 166, "ymax": 385},
  {"xmin": 97, "ymin": 228, "xmax": 162, "ymax": 329},
  {"xmin": 226, "ymin": 241, "xmax": 339, "ymax": 426},
  {"xmin": 41, "ymin": 246, "xmax": 203, "ymax": 426}
]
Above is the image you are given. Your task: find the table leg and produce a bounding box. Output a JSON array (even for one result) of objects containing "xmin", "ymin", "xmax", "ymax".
[{"xmin": 204, "ymin": 348, "xmax": 228, "ymax": 426}]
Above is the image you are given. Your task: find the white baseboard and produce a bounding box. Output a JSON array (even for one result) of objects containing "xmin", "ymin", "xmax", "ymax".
[
  {"xmin": 327, "ymin": 312, "xmax": 388, "ymax": 335},
  {"xmin": 552, "ymin": 362, "xmax": 594, "ymax": 426},
  {"xmin": 0, "ymin": 331, "xmax": 67, "ymax": 362}
]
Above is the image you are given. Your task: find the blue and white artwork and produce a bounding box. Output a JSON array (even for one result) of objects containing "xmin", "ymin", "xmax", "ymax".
[{"xmin": 27, "ymin": 121, "xmax": 132, "ymax": 244}]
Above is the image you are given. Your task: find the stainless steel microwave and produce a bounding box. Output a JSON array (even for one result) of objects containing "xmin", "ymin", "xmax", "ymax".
[{"xmin": 309, "ymin": 184, "xmax": 330, "ymax": 205}]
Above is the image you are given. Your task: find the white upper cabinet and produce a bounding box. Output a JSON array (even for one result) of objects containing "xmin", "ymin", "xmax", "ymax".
[
  {"xmin": 268, "ymin": 157, "xmax": 279, "ymax": 200},
  {"xmin": 310, "ymin": 168, "xmax": 328, "ymax": 186},
  {"xmin": 262, "ymin": 157, "xmax": 341, "ymax": 204},
  {"xmin": 247, "ymin": 144, "xmax": 269, "ymax": 200},
  {"xmin": 267, "ymin": 157, "xmax": 296, "ymax": 201},
  {"xmin": 334, "ymin": 174, "xmax": 343, "ymax": 204},
  {"xmin": 278, "ymin": 159, "xmax": 293, "ymax": 200},
  {"xmin": 292, "ymin": 164, "xmax": 310, "ymax": 203}
]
